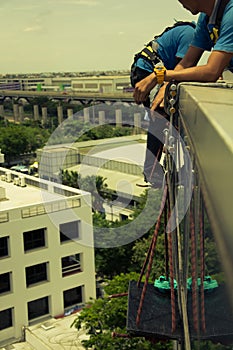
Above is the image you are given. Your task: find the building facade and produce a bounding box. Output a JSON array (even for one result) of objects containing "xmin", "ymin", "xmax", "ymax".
[
  {"xmin": 0, "ymin": 167, "xmax": 96, "ymax": 345},
  {"xmin": 0, "ymin": 75, "xmax": 131, "ymax": 93}
]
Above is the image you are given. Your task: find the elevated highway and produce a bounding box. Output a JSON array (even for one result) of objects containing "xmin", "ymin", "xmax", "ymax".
[{"xmin": 0, "ymin": 89, "xmax": 134, "ymax": 105}]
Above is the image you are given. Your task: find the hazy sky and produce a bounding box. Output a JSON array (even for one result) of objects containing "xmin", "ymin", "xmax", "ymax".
[{"xmin": 0, "ymin": 0, "xmax": 198, "ymax": 74}]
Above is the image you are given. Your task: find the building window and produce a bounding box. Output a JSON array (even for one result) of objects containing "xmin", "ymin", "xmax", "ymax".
[
  {"xmin": 28, "ymin": 296, "xmax": 49, "ymax": 320},
  {"xmin": 23, "ymin": 228, "xmax": 46, "ymax": 251},
  {"xmin": 73, "ymin": 83, "xmax": 84, "ymax": 89},
  {"xmin": 63, "ymin": 286, "xmax": 83, "ymax": 308},
  {"xmin": 0, "ymin": 308, "xmax": 13, "ymax": 330},
  {"xmin": 26, "ymin": 263, "xmax": 48, "ymax": 287},
  {"xmin": 60, "ymin": 221, "xmax": 80, "ymax": 243},
  {"xmin": 61, "ymin": 254, "xmax": 82, "ymax": 277},
  {"xmin": 0, "ymin": 272, "xmax": 11, "ymax": 294},
  {"xmin": 0, "ymin": 236, "xmax": 9, "ymax": 258},
  {"xmin": 85, "ymin": 83, "xmax": 98, "ymax": 89}
]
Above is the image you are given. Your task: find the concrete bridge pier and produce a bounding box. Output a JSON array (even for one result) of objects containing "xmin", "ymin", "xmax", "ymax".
[
  {"xmin": 0, "ymin": 105, "xmax": 5, "ymax": 120},
  {"xmin": 115, "ymin": 109, "xmax": 122, "ymax": 126},
  {"xmin": 33, "ymin": 105, "xmax": 39, "ymax": 121},
  {"xmin": 84, "ymin": 108, "xmax": 90, "ymax": 123},
  {"xmin": 99, "ymin": 111, "xmax": 105, "ymax": 125},
  {"xmin": 42, "ymin": 107, "xmax": 48, "ymax": 126},
  {"xmin": 67, "ymin": 108, "xmax": 73, "ymax": 118},
  {"xmin": 134, "ymin": 113, "xmax": 141, "ymax": 134},
  {"xmin": 13, "ymin": 104, "xmax": 19, "ymax": 122},
  {"xmin": 57, "ymin": 106, "xmax": 63, "ymax": 124},
  {"xmin": 19, "ymin": 105, "xmax": 24, "ymax": 122}
]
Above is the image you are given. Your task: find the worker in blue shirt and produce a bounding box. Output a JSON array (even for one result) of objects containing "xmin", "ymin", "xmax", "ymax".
[
  {"xmin": 130, "ymin": 22, "xmax": 196, "ymax": 186},
  {"xmin": 133, "ymin": 0, "xmax": 233, "ymax": 109}
]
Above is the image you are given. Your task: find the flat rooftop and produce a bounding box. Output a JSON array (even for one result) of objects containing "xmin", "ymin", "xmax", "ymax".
[{"xmin": 0, "ymin": 168, "xmax": 85, "ymax": 212}]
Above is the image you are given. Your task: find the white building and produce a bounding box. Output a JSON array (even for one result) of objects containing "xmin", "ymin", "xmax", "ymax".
[{"xmin": 0, "ymin": 167, "xmax": 96, "ymax": 346}]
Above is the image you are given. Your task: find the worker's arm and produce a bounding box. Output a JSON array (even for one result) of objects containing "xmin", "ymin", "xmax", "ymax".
[
  {"xmin": 134, "ymin": 47, "xmax": 233, "ymax": 104},
  {"xmin": 150, "ymin": 46, "xmax": 203, "ymax": 110}
]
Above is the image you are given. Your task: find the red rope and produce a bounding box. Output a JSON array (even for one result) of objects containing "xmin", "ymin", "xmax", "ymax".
[
  {"xmin": 148, "ymin": 144, "xmax": 163, "ymax": 182},
  {"xmin": 137, "ymin": 239, "xmax": 153, "ymax": 287},
  {"xmin": 136, "ymin": 184, "xmax": 168, "ymax": 327},
  {"xmin": 108, "ymin": 292, "xmax": 128, "ymax": 299},
  {"xmin": 190, "ymin": 208, "xmax": 198, "ymax": 333},
  {"xmin": 112, "ymin": 332, "xmax": 131, "ymax": 338}
]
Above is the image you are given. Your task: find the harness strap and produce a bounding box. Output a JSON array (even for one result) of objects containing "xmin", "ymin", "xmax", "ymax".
[
  {"xmin": 209, "ymin": 0, "xmax": 230, "ymax": 43},
  {"xmin": 133, "ymin": 42, "xmax": 162, "ymax": 67}
]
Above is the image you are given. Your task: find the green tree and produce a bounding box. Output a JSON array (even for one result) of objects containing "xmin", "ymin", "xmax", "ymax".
[
  {"xmin": 0, "ymin": 123, "xmax": 49, "ymax": 164},
  {"xmin": 71, "ymin": 273, "xmax": 172, "ymax": 350}
]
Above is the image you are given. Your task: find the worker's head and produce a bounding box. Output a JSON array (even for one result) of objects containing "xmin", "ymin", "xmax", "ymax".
[{"xmin": 177, "ymin": 0, "xmax": 200, "ymax": 15}]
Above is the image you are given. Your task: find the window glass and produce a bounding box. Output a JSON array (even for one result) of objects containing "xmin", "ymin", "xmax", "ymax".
[
  {"xmin": 0, "ymin": 272, "xmax": 11, "ymax": 293},
  {"xmin": 60, "ymin": 221, "xmax": 80, "ymax": 243},
  {"xmin": 0, "ymin": 308, "xmax": 13, "ymax": 330},
  {"xmin": 26, "ymin": 263, "xmax": 47, "ymax": 287},
  {"xmin": 28, "ymin": 296, "xmax": 49, "ymax": 320},
  {"xmin": 63, "ymin": 286, "xmax": 82, "ymax": 308},
  {"xmin": 0, "ymin": 236, "xmax": 9, "ymax": 257},
  {"xmin": 23, "ymin": 228, "xmax": 45, "ymax": 251}
]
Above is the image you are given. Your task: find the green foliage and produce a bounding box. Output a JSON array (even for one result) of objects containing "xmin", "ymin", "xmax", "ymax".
[
  {"xmin": 71, "ymin": 273, "xmax": 172, "ymax": 350},
  {"xmin": 61, "ymin": 171, "xmax": 108, "ymax": 213},
  {"xmin": 0, "ymin": 123, "xmax": 49, "ymax": 164}
]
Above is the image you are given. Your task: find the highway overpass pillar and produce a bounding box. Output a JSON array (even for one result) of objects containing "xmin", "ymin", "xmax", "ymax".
[
  {"xmin": 13, "ymin": 104, "xmax": 19, "ymax": 122},
  {"xmin": 0, "ymin": 105, "xmax": 5, "ymax": 119},
  {"xmin": 19, "ymin": 105, "xmax": 24, "ymax": 122},
  {"xmin": 57, "ymin": 106, "xmax": 63, "ymax": 124},
  {"xmin": 67, "ymin": 108, "xmax": 73, "ymax": 118},
  {"xmin": 134, "ymin": 113, "xmax": 141, "ymax": 134},
  {"xmin": 99, "ymin": 110, "xmax": 105, "ymax": 124},
  {"xmin": 84, "ymin": 108, "xmax": 90, "ymax": 123},
  {"xmin": 42, "ymin": 107, "xmax": 48, "ymax": 126},
  {"xmin": 33, "ymin": 105, "xmax": 39, "ymax": 121},
  {"xmin": 115, "ymin": 109, "xmax": 122, "ymax": 126}
]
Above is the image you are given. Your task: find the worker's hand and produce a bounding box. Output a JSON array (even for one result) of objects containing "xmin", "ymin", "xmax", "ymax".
[
  {"xmin": 150, "ymin": 83, "xmax": 168, "ymax": 113},
  {"xmin": 133, "ymin": 73, "xmax": 157, "ymax": 104}
]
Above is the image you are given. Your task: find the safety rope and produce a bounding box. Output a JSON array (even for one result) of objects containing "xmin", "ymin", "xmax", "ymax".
[
  {"xmin": 190, "ymin": 204, "xmax": 199, "ymax": 333},
  {"xmin": 136, "ymin": 184, "xmax": 168, "ymax": 326},
  {"xmin": 199, "ymin": 194, "xmax": 206, "ymax": 333},
  {"xmin": 148, "ymin": 143, "xmax": 163, "ymax": 183},
  {"xmin": 167, "ymin": 201, "xmax": 177, "ymax": 332}
]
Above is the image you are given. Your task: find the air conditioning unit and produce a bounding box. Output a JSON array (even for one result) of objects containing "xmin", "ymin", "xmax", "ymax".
[
  {"xmin": 19, "ymin": 176, "xmax": 26, "ymax": 187},
  {"xmin": 6, "ymin": 171, "xmax": 11, "ymax": 182},
  {"xmin": 13, "ymin": 177, "xmax": 20, "ymax": 186}
]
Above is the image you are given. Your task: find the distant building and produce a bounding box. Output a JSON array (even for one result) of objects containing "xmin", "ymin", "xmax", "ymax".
[
  {"xmin": 37, "ymin": 135, "xmax": 148, "ymax": 221},
  {"xmin": 0, "ymin": 167, "xmax": 96, "ymax": 345},
  {"xmin": 0, "ymin": 75, "xmax": 131, "ymax": 93}
]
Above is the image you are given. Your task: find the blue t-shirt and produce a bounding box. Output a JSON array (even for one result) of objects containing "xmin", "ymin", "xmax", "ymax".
[
  {"xmin": 135, "ymin": 24, "xmax": 195, "ymax": 72},
  {"xmin": 191, "ymin": 0, "xmax": 233, "ymax": 69}
]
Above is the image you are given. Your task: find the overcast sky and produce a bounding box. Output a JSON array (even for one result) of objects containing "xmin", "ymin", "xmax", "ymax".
[{"xmin": 0, "ymin": 0, "xmax": 198, "ymax": 74}]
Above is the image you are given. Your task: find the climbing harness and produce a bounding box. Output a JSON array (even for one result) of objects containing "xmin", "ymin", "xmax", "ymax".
[
  {"xmin": 132, "ymin": 21, "xmax": 196, "ymax": 68},
  {"xmin": 208, "ymin": 0, "xmax": 230, "ymax": 44}
]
